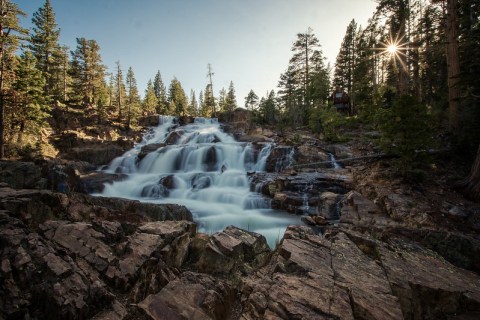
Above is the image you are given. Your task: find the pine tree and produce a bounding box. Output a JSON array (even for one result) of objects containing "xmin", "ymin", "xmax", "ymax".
[
  {"xmin": 167, "ymin": 77, "xmax": 187, "ymax": 116},
  {"xmin": 114, "ymin": 61, "xmax": 126, "ymax": 119},
  {"xmin": 334, "ymin": 20, "xmax": 357, "ymax": 94},
  {"xmin": 143, "ymin": 79, "xmax": 157, "ymax": 116},
  {"xmin": 153, "ymin": 70, "xmax": 167, "ymax": 114},
  {"xmin": 70, "ymin": 38, "xmax": 106, "ymax": 106},
  {"xmin": 224, "ymin": 81, "xmax": 237, "ymax": 121},
  {"xmin": 198, "ymin": 90, "xmax": 208, "ymax": 117},
  {"xmin": 187, "ymin": 89, "xmax": 197, "ymax": 116},
  {"xmin": 0, "ymin": 0, "xmax": 27, "ymax": 158},
  {"xmin": 204, "ymin": 83, "xmax": 215, "ymax": 117},
  {"xmin": 29, "ymin": 0, "xmax": 61, "ymax": 99},
  {"xmin": 125, "ymin": 66, "xmax": 140, "ymax": 130},
  {"xmin": 12, "ymin": 50, "xmax": 50, "ymax": 144},
  {"xmin": 259, "ymin": 90, "xmax": 276, "ymax": 124},
  {"xmin": 218, "ymin": 87, "xmax": 226, "ymax": 113}
]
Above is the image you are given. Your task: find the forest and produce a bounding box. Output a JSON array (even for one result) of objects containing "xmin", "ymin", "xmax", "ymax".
[{"xmin": 0, "ymin": 0, "xmax": 479, "ymax": 199}]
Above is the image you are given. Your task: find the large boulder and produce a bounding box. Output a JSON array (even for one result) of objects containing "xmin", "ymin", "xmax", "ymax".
[
  {"xmin": 241, "ymin": 226, "xmax": 480, "ymax": 319},
  {"xmin": 192, "ymin": 226, "xmax": 271, "ymax": 276},
  {"xmin": 0, "ymin": 161, "xmax": 45, "ymax": 189},
  {"xmin": 134, "ymin": 272, "xmax": 235, "ymax": 320}
]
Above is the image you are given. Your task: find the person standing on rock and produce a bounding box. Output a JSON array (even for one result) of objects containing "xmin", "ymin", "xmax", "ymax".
[{"xmin": 330, "ymin": 85, "xmax": 350, "ymax": 115}]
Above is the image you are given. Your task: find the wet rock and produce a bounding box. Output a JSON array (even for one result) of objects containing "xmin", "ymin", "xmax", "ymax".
[
  {"xmin": 204, "ymin": 146, "xmax": 218, "ymax": 171},
  {"xmin": 135, "ymin": 272, "xmax": 235, "ymax": 320},
  {"xmin": 271, "ymin": 191, "xmax": 304, "ymax": 213},
  {"xmin": 265, "ymin": 146, "xmax": 295, "ymax": 173},
  {"xmin": 317, "ymin": 191, "xmax": 341, "ymax": 219},
  {"xmin": 138, "ymin": 143, "xmax": 166, "ymax": 160},
  {"xmin": 165, "ymin": 130, "xmax": 184, "ymax": 145},
  {"xmin": 141, "ymin": 184, "xmax": 169, "ymax": 198},
  {"xmin": 193, "ymin": 226, "xmax": 271, "ymax": 276},
  {"xmin": 178, "ymin": 115, "xmax": 195, "ymax": 126},
  {"xmin": 191, "ymin": 174, "xmax": 212, "ymax": 190},
  {"xmin": 80, "ymin": 172, "xmax": 127, "ymax": 193}
]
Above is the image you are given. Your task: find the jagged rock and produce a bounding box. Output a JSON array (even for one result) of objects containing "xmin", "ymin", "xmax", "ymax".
[
  {"xmin": 193, "ymin": 226, "xmax": 271, "ymax": 276},
  {"xmin": 317, "ymin": 191, "xmax": 341, "ymax": 219},
  {"xmin": 69, "ymin": 193, "xmax": 193, "ymax": 222},
  {"xmin": 134, "ymin": 272, "xmax": 235, "ymax": 320},
  {"xmin": 242, "ymin": 225, "xmax": 480, "ymax": 319},
  {"xmin": 178, "ymin": 115, "xmax": 195, "ymax": 126},
  {"xmin": 238, "ymin": 135, "xmax": 272, "ymax": 143},
  {"xmin": 80, "ymin": 172, "xmax": 127, "ymax": 193},
  {"xmin": 138, "ymin": 115, "xmax": 160, "ymax": 127},
  {"xmin": 265, "ymin": 146, "xmax": 294, "ymax": 173},
  {"xmin": 340, "ymin": 191, "xmax": 397, "ymax": 227},
  {"xmin": 0, "ymin": 188, "xmax": 70, "ymax": 227},
  {"xmin": 271, "ymin": 191, "xmax": 304, "ymax": 213},
  {"xmin": 0, "ymin": 160, "xmax": 45, "ymax": 189},
  {"xmin": 165, "ymin": 130, "xmax": 184, "ymax": 145},
  {"xmin": 137, "ymin": 143, "xmax": 166, "ymax": 161},
  {"xmin": 65, "ymin": 142, "xmax": 131, "ymax": 166}
]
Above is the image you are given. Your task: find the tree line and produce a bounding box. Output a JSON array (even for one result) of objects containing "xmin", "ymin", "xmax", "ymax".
[{"xmin": 0, "ymin": 0, "xmax": 239, "ymax": 158}]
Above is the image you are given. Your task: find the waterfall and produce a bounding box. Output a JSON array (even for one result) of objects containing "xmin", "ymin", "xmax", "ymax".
[
  {"xmin": 329, "ymin": 153, "xmax": 342, "ymax": 169},
  {"xmin": 97, "ymin": 116, "xmax": 300, "ymax": 247}
]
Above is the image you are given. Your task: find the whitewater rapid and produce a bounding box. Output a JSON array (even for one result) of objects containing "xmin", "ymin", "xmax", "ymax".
[{"xmin": 96, "ymin": 116, "xmax": 300, "ymax": 247}]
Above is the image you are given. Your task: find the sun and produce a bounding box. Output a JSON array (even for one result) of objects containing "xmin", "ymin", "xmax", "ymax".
[{"xmin": 386, "ymin": 44, "xmax": 398, "ymax": 54}]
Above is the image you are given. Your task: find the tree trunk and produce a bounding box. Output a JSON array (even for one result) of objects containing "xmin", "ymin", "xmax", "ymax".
[
  {"xmin": 446, "ymin": 0, "xmax": 461, "ymax": 132},
  {"xmin": 456, "ymin": 145, "xmax": 480, "ymax": 202}
]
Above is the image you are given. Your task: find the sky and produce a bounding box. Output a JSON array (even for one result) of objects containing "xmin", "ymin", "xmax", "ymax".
[{"xmin": 16, "ymin": 0, "xmax": 378, "ymax": 104}]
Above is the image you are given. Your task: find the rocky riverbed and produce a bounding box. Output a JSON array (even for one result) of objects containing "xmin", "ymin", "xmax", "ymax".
[{"xmin": 1, "ymin": 114, "xmax": 480, "ymax": 319}]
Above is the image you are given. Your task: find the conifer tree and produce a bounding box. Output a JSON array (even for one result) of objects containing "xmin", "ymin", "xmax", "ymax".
[
  {"xmin": 70, "ymin": 38, "xmax": 106, "ymax": 106},
  {"xmin": 204, "ymin": 83, "xmax": 215, "ymax": 117},
  {"xmin": 167, "ymin": 77, "xmax": 187, "ymax": 116},
  {"xmin": 187, "ymin": 89, "xmax": 197, "ymax": 116},
  {"xmin": 0, "ymin": 0, "xmax": 27, "ymax": 158},
  {"xmin": 143, "ymin": 79, "xmax": 157, "ymax": 116},
  {"xmin": 153, "ymin": 70, "xmax": 167, "ymax": 114},
  {"xmin": 113, "ymin": 61, "xmax": 126, "ymax": 119},
  {"xmin": 224, "ymin": 81, "xmax": 237, "ymax": 121},
  {"xmin": 29, "ymin": 0, "xmax": 60, "ymax": 98},
  {"xmin": 218, "ymin": 87, "xmax": 226, "ymax": 113},
  {"xmin": 12, "ymin": 50, "xmax": 50, "ymax": 144},
  {"xmin": 125, "ymin": 66, "xmax": 140, "ymax": 130},
  {"xmin": 334, "ymin": 20, "xmax": 357, "ymax": 94}
]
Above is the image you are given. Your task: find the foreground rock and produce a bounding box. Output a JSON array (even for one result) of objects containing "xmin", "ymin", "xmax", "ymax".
[{"xmin": 241, "ymin": 225, "xmax": 480, "ymax": 319}]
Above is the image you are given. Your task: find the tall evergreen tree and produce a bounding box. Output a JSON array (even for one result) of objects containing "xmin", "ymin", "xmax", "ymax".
[
  {"xmin": 217, "ymin": 87, "xmax": 226, "ymax": 113},
  {"xmin": 153, "ymin": 70, "xmax": 167, "ymax": 114},
  {"xmin": 125, "ymin": 66, "xmax": 140, "ymax": 130},
  {"xmin": 12, "ymin": 50, "xmax": 49, "ymax": 144},
  {"xmin": 113, "ymin": 61, "xmax": 126, "ymax": 119},
  {"xmin": 0, "ymin": 0, "xmax": 27, "ymax": 158},
  {"xmin": 334, "ymin": 20, "xmax": 357, "ymax": 95},
  {"xmin": 29, "ymin": 0, "xmax": 60, "ymax": 98},
  {"xmin": 143, "ymin": 79, "xmax": 157, "ymax": 116},
  {"xmin": 204, "ymin": 83, "xmax": 215, "ymax": 117},
  {"xmin": 70, "ymin": 38, "xmax": 106, "ymax": 106},
  {"xmin": 167, "ymin": 77, "xmax": 187, "ymax": 116},
  {"xmin": 187, "ymin": 89, "xmax": 197, "ymax": 116}
]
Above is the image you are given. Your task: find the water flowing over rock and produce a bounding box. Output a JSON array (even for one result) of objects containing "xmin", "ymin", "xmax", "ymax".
[{"xmin": 98, "ymin": 116, "xmax": 300, "ymax": 247}]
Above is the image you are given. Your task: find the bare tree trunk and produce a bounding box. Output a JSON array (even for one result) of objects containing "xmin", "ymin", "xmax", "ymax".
[
  {"xmin": 456, "ymin": 145, "xmax": 480, "ymax": 202},
  {"xmin": 446, "ymin": 0, "xmax": 461, "ymax": 132}
]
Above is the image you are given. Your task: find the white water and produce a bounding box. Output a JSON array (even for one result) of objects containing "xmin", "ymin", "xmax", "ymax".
[{"xmin": 98, "ymin": 116, "xmax": 300, "ymax": 247}]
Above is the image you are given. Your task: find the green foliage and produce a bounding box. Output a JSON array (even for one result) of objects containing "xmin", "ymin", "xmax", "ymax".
[
  {"xmin": 377, "ymin": 95, "xmax": 434, "ymax": 180},
  {"xmin": 153, "ymin": 71, "xmax": 168, "ymax": 114},
  {"xmin": 167, "ymin": 78, "xmax": 187, "ymax": 116},
  {"xmin": 310, "ymin": 105, "xmax": 349, "ymax": 142},
  {"xmin": 29, "ymin": 0, "xmax": 61, "ymax": 99},
  {"xmin": 143, "ymin": 79, "xmax": 158, "ymax": 115}
]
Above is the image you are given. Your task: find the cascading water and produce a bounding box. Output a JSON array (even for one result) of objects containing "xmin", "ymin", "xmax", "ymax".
[{"xmin": 98, "ymin": 116, "xmax": 300, "ymax": 247}]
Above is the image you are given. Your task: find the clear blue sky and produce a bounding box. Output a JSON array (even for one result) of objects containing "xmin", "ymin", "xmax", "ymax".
[{"xmin": 16, "ymin": 0, "xmax": 377, "ymax": 104}]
